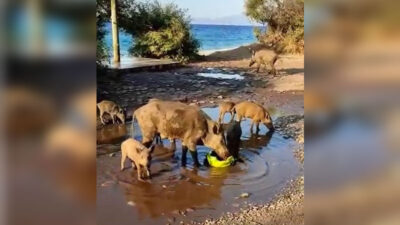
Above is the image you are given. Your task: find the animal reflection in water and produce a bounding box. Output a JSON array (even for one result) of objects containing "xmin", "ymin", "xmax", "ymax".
[
  {"xmin": 118, "ymin": 165, "xmax": 236, "ymax": 218},
  {"xmin": 97, "ymin": 124, "xmax": 128, "ymax": 144},
  {"xmin": 241, "ymin": 130, "xmax": 274, "ymax": 151}
]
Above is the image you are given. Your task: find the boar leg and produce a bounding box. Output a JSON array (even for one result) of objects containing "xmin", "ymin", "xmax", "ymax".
[
  {"xmin": 187, "ymin": 142, "xmax": 200, "ymax": 167},
  {"xmin": 181, "ymin": 145, "xmax": 188, "ymax": 167},
  {"xmin": 189, "ymin": 150, "xmax": 200, "ymax": 167},
  {"xmin": 137, "ymin": 167, "xmax": 143, "ymax": 181},
  {"xmin": 218, "ymin": 111, "xmax": 224, "ymax": 123},
  {"xmin": 120, "ymin": 151, "xmax": 127, "ymax": 171},
  {"xmin": 131, "ymin": 161, "xmax": 137, "ymax": 170},
  {"xmin": 99, "ymin": 110, "xmax": 105, "ymax": 125},
  {"xmin": 229, "ymin": 112, "xmax": 235, "ymax": 122}
]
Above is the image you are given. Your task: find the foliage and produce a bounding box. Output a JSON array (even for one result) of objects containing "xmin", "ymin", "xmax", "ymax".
[
  {"xmin": 96, "ymin": 0, "xmax": 110, "ymax": 65},
  {"xmin": 245, "ymin": 0, "xmax": 304, "ymax": 53},
  {"xmin": 96, "ymin": 0, "xmax": 199, "ymax": 63}
]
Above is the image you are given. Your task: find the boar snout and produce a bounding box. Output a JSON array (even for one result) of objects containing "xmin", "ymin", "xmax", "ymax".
[
  {"xmin": 265, "ymin": 122, "xmax": 274, "ymax": 131},
  {"xmin": 139, "ymin": 165, "xmax": 151, "ymax": 180},
  {"xmin": 249, "ymin": 60, "xmax": 255, "ymax": 67},
  {"xmin": 215, "ymin": 146, "xmax": 231, "ymax": 160}
]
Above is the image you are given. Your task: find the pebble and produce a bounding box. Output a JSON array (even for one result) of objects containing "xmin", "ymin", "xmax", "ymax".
[
  {"xmin": 232, "ymin": 203, "xmax": 240, "ymax": 207},
  {"xmin": 217, "ymin": 95, "xmax": 223, "ymax": 99},
  {"xmin": 186, "ymin": 208, "xmax": 195, "ymax": 213},
  {"xmin": 109, "ymin": 152, "xmax": 116, "ymax": 157},
  {"xmin": 127, "ymin": 201, "xmax": 135, "ymax": 206},
  {"xmin": 240, "ymin": 192, "xmax": 250, "ymax": 198},
  {"xmin": 162, "ymin": 185, "xmax": 167, "ymax": 189},
  {"xmin": 101, "ymin": 180, "xmax": 115, "ymax": 187}
]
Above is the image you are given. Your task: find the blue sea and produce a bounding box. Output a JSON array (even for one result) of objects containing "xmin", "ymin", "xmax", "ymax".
[{"xmin": 103, "ymin": 23, "xmax": 265, "ymax": 57}]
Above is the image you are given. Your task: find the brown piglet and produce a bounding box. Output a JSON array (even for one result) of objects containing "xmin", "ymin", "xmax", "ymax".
[{"xmin": 120, "ymin": 138, "xmax": 154, "ymax": 180}]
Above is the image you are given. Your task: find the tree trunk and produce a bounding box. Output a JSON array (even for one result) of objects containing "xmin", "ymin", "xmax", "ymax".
[{"xmin": 111, "ymin": 0, "xmax": 120, "ymax": 63}]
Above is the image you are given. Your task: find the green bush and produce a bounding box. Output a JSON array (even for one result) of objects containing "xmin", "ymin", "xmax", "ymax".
[
  {"xmin": 96, "ymin": 0, "xmax": 199, "ymax": 63},
  {"xmin": 246, "ymin": 0, "xmax": 304, "ymax": 54},
  {"xmin": 129, "ymin": 11, "xmax": 199, "ymax": 63}
]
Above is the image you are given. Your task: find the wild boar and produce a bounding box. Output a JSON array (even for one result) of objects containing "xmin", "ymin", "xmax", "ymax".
[
  {"xmin": 249, "ymin": 49, "xmax": 279, "ymax": 75},
  {"xmin": 97, "ymin": 100, "xmax": 125, "ymax": 125},
  {"xmin": 218, "ymin": 101, "xmax": 235, "ymax": 123},
  {"xmin": 233, "ymin": 101, "xmax": 274, "ymax": 133},
  {"xmin": 225, "ymin": 121, "xmax": 242, "ymax": 160},
  {"xmin": 120, "ymin": 138, "xmax": 155, "ymax": 180},
  {"xmin": 132, "ymin": 100, "xmax": 230, "ymax": 167}
]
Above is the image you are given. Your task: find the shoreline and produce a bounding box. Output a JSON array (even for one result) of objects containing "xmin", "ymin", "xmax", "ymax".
[{"xmin": 198, "ymin": 42, "xmax": 256, "ymax": 56}]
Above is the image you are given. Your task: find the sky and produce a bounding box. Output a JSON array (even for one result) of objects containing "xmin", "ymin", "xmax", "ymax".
[{"xmin": 156, "ymin": 0, "xmax": 254, "ymax": 25}]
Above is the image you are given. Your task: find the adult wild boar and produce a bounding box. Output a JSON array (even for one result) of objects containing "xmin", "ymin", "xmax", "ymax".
[
  {"xmin": 97, "ymin": 100, "xmax": 125, "ymax": 125},
  {"xmin": 233, "ymin": 101, "xmax": 274, "ymax": 133},
  {"xmin": 120, "ymin": 138, "xmax": 155, "ymax": 180},
  {"xmin": 132, "ymin": 100, "xmax": 230, "ymax": 166},
  {"xmin": 249, "ymin": 48, "xmax": 279, "ymax": 75}
]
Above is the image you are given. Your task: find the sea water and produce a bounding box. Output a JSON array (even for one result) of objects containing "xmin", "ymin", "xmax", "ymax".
[{"xmin": 102, "ymin": 23, "xmax": 265, "ymax": 58}]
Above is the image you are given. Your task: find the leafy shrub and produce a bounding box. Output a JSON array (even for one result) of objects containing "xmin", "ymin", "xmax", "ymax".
[
  {"xmin": 246, "ymin": 0, "xmax": 304, "ymax": 54},
  {"xmin": 129, "ymin": 10, "xmax": 199, "ymax": 63},
  {"xmin": 97, "ymin": 0, "xmax": 199, "ymax": 63}
]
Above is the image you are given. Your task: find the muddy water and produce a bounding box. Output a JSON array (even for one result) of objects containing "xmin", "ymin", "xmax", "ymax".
[{"xmin": 97, "ymin": 107, "xmax": 300, "ymax": 225}]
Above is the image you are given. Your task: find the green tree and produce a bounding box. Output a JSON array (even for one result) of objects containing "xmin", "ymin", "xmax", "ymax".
[
  {"xmin": 96, "ymin": 0, "xmax": 199, "ymax": 63},
  {"xmin": 246, "ymin": 0, "xmax": 304, "ymax": 53}
]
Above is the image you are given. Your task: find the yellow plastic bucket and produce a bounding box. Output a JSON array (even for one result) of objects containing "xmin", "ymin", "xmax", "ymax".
[{"xmin": 206, "ymin": 152, "xmax": 235, "ymax": 167}]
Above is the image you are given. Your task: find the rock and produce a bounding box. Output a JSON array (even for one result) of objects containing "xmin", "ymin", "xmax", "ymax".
[
  {"xmin": 186, "ymin": 207, "xmax": 195, "ymax": 213},
  {"xmin": 232, "ymin": 203, "xmax": 240, "ymax": 207},
  {"xmin": 162, "ymin": 185, "xmax": 167, "ymax": 189},
  {"xmin": 109, "ymin": 152, "xmax": 116, "ymax": 157},
  {"xmin": 217, "ymin": 95, "xmax": 223, "ymax": 99},
  {"xmin": 240, "ymin": 192, "xmax": 250, "ymax": 198},
  {"xmin": 209, "ymin": 101, "xmax": 215, "ymax": 104},
  {"xmin": 127, "ymin": 201, "xmax": 135, "ymax": 206},
  {"xmin": 199, "ymin": 100, "xmax": 206, "ymax": 104},
  {"xmin": 101, "ymin": 180, "xmax": 115, "ymax": 187}
]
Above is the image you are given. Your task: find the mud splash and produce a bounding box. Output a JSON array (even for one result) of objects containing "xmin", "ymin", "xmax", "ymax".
[{"xmin": 97, "ymin": 107, "xmax": 300, "ymax": 225}]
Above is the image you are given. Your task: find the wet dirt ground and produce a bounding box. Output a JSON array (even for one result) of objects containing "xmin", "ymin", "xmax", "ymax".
[
  {"xmin": 97, "ymin": 52, "xmax": 304, "ymax": 224},
  {"xmin": 97, "ymin": 107, "xmax": 301, "ymax": 225}
]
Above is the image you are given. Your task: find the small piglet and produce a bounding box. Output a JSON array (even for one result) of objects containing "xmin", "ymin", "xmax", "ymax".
[
  {"xmin": 120, "ymin": 138, "xmax": 154, "ymax": 180},
  {"xmin": 225, "ymin": 121, "xmax": 242, "ymax": 160}
]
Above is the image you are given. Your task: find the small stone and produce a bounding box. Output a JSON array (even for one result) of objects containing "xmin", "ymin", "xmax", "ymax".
[
  {"xmin": 101, "ymin": 180, "xmax": 114, "ymax": 187},
  {"xmin": 127, "ymin": 201, "xmax": 135, "ymax": 206},
  {"xmin": 109, "ymin": 152, "xmax": 116, "ymax": 157},
  {"xmin": 162, "ymin": 185, "xmax": 167, "ymax": 189},
  {"xmin": 240, "ymin": 192, "xmax": 250, "ymax": 198},
  {"xmin": 186, "ymin": 207, "xmax": 195, "ymax": 213},
  {"xmin": 217, "ymin": 95, "xmax": 223, "ymax": 99},
  {"xmin": 232, "ymin": 203, "xmax": 240, "ymax": 207},
  {"xmin": 209, "ymin": 101, "xmax": 215, "ymax": 104},
  {"xmin": 199, "ymin": 100, "xmax": 206, "ymax": 104}
]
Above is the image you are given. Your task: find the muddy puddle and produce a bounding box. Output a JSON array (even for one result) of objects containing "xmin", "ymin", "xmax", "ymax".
[{"xmin": 97, "ymin": 107, "xmax": 300, "ymax": 225}]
